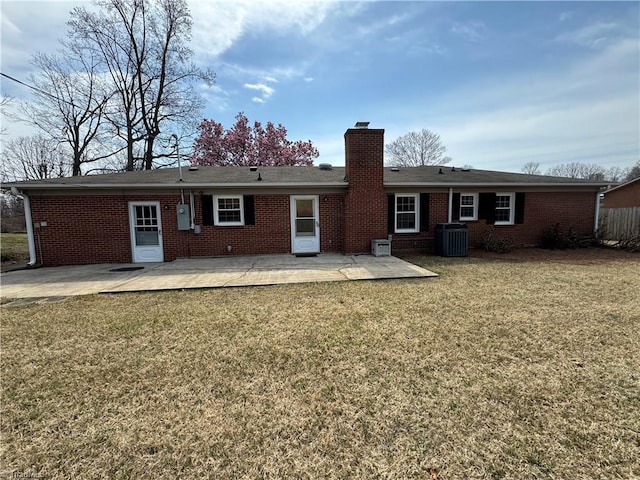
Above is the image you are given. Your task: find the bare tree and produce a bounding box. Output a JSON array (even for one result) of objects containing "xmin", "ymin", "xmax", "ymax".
[
  {"xmin": 0, "ymin": 96, "xmax": 14, "ymax": 136},
  {"xmin": 521, "ymin": 162, "xmax": 541, "ymax": 175},
  {"xmin": 604, "ymin": 166, "xmax": 628, "ymax": 183},
  {"xmin": 68, "ymin": 0, "xmax": 214, "ymax": 171},
  {"xmin": 624, "ymin": 161, "xmax": 640, "ymax": 182},
  {"xmin": 1, "ymin": 135, "xmax": 71, "ymax": 181},
  {"xmin": 546, "ymin": 162, "xmax": 606, "ymax": 180},
  {"xmin": 22, "ymin": 47, "xmax": 114, "ymax": 176},
  {"xmin": 385, "ymin": 129, "xmax": 451, "ymax": 167}
]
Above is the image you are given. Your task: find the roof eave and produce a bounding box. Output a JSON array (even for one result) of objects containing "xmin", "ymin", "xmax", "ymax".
[
  {"xmin": 3, "ymin": 182, "xmax": 348, "ymax": 190},
  {"xmin": 384, "ymin": 182, "xmax": 609, "ymax": 188}
]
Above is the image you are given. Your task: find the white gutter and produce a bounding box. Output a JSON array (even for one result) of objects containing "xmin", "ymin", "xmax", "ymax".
[
  {"xmin": 189, "ymin": 190, "xmax": 195, "ymax": 229},
  {"xmin": 2, "ymin": 182, "xmax": 347, "ymax": 190},
  {"xmin": 21, "ymin": 192, "xmax": 38, "ymax": 267},
  {"xmin": 448, "ymin": 187, "xmax": 453, "ymax": 223},
  {"xmin": 384, "ymin": 182, "xmax": 610, "ymax": 188},
  {"xmin": 594, "ymin": 192, "xmax": 601, "ymax": 236}
]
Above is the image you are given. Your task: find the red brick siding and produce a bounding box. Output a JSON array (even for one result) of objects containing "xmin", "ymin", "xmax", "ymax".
[
  {"xmin": 603, "ymin": 181, "xmax": 640, "ymax": 208},
  {"xmin": 343, "ymin": 128, "xmax": 387, "ymax": 253},
  {"xmin": 463, "ymin": 191, "xmax": 596, "ymax": 247},
  {"xmin": 29, "ymin": 193, "xmax": 345, "ymax": 266},
  {"xmin": 390, "ymin": 191, "xmax": 597, "ymax": 253}
]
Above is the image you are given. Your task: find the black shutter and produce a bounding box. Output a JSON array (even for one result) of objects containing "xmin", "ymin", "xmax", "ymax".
[
  {"xmin": 244, "ymin": 195, "xmax": 255, "ymax": 225},
  {"xmin": 201, "ymin": 195, "xmax": 214, "ymax": 226},
  {"xmin": 387, "ymin": 194, "xmax": 395, "ymax": 234},
  {"xmin": 478, "ymin": 192, "xmax": 496, "ymax": 225},
  {"xmin": 452, "ymin": 193, "xmax": 461, "ymax": 221},
  {"xmin": 515, "ymin": 192, "xmax": 525, "ymax": 224},
  {"xmin": 419, "ymin": 193, "xmax": 430, "ymax": 232}
]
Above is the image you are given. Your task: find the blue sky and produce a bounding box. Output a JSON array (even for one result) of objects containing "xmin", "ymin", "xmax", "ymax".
[{"xmin": 1, "ymin": 1, "xmax": 639, "ymax": 172}]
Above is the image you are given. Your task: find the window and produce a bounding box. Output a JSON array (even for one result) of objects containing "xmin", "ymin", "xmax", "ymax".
[
  {"xmin": 494, "ymin": 192, "xmax": 515, "ymax": 225},
  {"xmin": 213, "ymin": 195, "xmax": 244, "ymax": 226},
  {"xmin": 459, "ymin": 193, "xmax": 478, "ymax": 221},
  {"xmin": 395, "ymin": 194, "xmax": 419, "ymax": 233}
]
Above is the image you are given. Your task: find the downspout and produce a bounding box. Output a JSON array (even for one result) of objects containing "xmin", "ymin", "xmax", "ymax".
[
  {"xmin": 593, "ymin": 191, "xmax": 601, "ymax": 237},
  {"xmin": 20, "ymin": 191, "xmax": 38, "ymax": 267},
  {"xmin": 189, "ymin": 190, "xmax": 195, "ymax": 229},
  {"xmin": 447, "ymin": 187, "xmax": 453, "ymax": 223}
]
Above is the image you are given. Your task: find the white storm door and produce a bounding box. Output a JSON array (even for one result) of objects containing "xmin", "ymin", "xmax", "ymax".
[
  {"xmin": 290, "ymin": 195, "xmax": 320, "ymax": 254},
  {"xmin": 129, "ymin": 202, "xmax": 164, "ymax": 263}
]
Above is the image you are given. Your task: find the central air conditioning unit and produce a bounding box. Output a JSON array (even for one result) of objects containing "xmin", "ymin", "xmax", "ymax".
[{"xmin": 371, "ymin": 239, "xmax": 391, "ymax": 257}]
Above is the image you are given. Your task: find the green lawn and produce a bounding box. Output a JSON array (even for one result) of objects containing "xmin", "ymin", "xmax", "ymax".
[
  {"xmin": 0, "ymin": 233, "xmax": 29, "ymax": 264},
  {"xmin": 1, "ymin": 248, "xmax": 639, "ymax": 479}
]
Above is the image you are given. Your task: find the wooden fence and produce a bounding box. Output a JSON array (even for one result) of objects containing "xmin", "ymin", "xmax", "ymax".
[{"xmin": 599, "ymin": 207, "xmax": 640, "ymax": 240}]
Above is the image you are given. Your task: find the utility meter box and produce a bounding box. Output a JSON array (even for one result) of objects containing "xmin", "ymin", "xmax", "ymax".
[
  {"xmin": 371, "ymin": 239, "xmax": 391, "ymax": 257},
  {"xmin": 176, "ymin": 204, "xmax": 191, "ymax": 230}
]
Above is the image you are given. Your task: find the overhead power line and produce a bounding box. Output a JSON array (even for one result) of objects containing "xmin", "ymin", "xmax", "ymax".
[{"xmin": 1, "ymin": 71, "xmax": 80, "ymax": 108}]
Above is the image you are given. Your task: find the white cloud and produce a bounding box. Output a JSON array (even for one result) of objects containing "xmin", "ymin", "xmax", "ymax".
[
  {"xmin": 451, "ymin": 21, "xmax": 485, "ymax": 42},
  {"xmin": 555, "ymin": 21, "xmax": 619, "ymax": 48},
  {"xmin": 190, "ymin": 1, "xmax": 333, "ymax": 59},
  {"xmin": 559, "ymin": 11, "xmax": 574, "ymax": 22},
  {"xmin": 251, "ymin": 97, "xmax": 265, "ymax": 104},
  {"xmin": 263, "ymin": 76, "xmax": 278, "ymax": 83},
  {"xmin": 422, "ymin": 38, "xmax": 639, "ymax": 171},
  {"xmin": 244, "ymin": 83, "xmax": 275, "ymax": 98},
  {"xmin": 304, "ymin": 77, "xmax": 313, "ymax": 83}
]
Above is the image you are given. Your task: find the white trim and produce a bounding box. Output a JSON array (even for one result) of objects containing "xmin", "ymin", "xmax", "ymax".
[
  {"xmin": 494, "ymin": 192, "xmax": 515, "ymax": 226},
  {"xmin": 22, "ymin": 193, "xmax": 38, "ymax": 266},
  {"xmin": 394, "ymin": 193, "xmax": 420, "ymax": 233},
  {"xmin": 384, "ymin": 182, "xmax": 608, "ymax": 188},
  {"xmin": 128, "ymin": 201, "xmax": 164, "ymax": 263},
  {"xmin": 213, "ymin": 195, "xmax": 244, "ymax": 226},
  {"xmin": 290, "ymin": 195, "xmax": 320, "ymax": 253},
  {"xmin": 594, "ymin": 192, "xmax": 601, "ymax": 235},
  {"xmin": 447, "ymin": 188, "xmax": 453, "ymax": 223},
  {"xmin": 459, "ymin": 192, "xmax": 478, "ymax": 221}
]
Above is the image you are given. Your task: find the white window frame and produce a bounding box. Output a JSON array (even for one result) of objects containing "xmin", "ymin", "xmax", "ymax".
[
  {"xmin": 213, "ymin": 195, "xmax": 244, "ymax": 226},
  {"xmin": 459, "ymin": 193, "xmax": 478, "ymax": 221},
  {"xmin": 395, "ymin": 193, "xmax": 420, "ymax": 233},
  {"xmin": 494, "ymin": 192, "xmax": 515, "ymax": 226}
]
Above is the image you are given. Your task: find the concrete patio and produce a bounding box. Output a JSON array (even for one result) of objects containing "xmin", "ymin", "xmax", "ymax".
[{"xmin": 0, "ymin": 254, "xmax": 437, "ymax": 299}]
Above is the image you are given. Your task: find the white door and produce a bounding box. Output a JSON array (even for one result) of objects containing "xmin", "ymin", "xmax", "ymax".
[
  {"xmin": 290, "ymin": 195, "xmax": 320, "ymax": 254},
  {"xmin": 129, "ymin": 202, "xmax": 164, "ymax": 262}
]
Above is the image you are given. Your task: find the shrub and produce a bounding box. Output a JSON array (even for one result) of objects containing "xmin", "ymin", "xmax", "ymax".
[
  {"xmin": 541, "ymin": 223, "xmax": 592, "ymax": 250},
  {"xmin": 481, "ymin": 227, "xmax": 512, "ymax": 253}
]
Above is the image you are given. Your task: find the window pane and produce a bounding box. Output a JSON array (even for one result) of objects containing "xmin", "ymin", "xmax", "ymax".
[
  {"xmin": 218, "ymin": 198, "xmax": 240, "ymax": 210},
  {"xmin": 496, "ymin": 195, "xmax": 511, "ymax": 208},
  {"xmin": 397, "ymin": 212, "xmax": 416, "ymax": 230},
  {"xmin": 460, "ymin": 206, "xmax": 474, "ymax": 218},
  {"xmin": 461, "ymin": 195, "xmax": 474, "ymax": 206},
  {"xmin": 296, "ymin": 218, "xmax": 315, "ymax": 236},
  {"xmin": 396, "ymin": 196, "xmax": 415, "ymax": 212},
  {"xmin": 219, "ymin": 210, "xmax": 241, "ymax": 223},
  {"xmin": 296, "ymin": 199, "xmax": 314, "ymax": 218},
  {"xmin": 495, "ymin": 209, "xmax": 511, "ymax": 222},
  {"xmin": 135, "ymin": 229, "xmax": 159, "ymax": 246}
]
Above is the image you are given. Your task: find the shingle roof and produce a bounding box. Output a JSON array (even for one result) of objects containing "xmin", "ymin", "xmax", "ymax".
[
  {"xmin": 382, "ymin": 166, "xmax": 609, "ymax": 185},
  {"xmin": 2, "ymin": 165, "xmax": 610, "ymax": 190}
]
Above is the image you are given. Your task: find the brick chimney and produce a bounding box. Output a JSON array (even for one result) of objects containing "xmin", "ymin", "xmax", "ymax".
[{"xmin": 343, "ymin": 124, "xmax": 388, "ymax": 253}]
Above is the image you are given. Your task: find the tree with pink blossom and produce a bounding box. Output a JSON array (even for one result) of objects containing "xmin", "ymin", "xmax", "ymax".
[{"xmin": 191, "ymin": 112, "xmax": 319, "ymax": 166}]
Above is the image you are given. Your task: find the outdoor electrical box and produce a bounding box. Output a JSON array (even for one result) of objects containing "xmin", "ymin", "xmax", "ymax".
[
  {"xmin": 371, "ymin": 239, "xmax": 391, "ymax": 257},
  {"xmin": 435, "ymin": 223, "xmax": 468, "ymax": 257},
  {"xmin": 176, "ymin": 204, "xmax": 191, "ymax": 230}
]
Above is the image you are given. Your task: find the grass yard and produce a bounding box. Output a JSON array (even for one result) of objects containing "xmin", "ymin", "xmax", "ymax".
[
  {"xmin": 0, "ymin": 233, "xmax": 29, "ymax": 269},
  {"xmin": 1, "ymin": 248, "xmax": 639, "ymax": 479}
]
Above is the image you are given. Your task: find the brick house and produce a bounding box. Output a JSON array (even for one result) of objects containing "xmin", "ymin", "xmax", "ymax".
[
  {"xmin": 3, "ymin": 125, "xmax": 608, "ymax": 267},
  {"xmin": 602, "ymin": 178, "xmax": 640, "ymax": 208}
]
